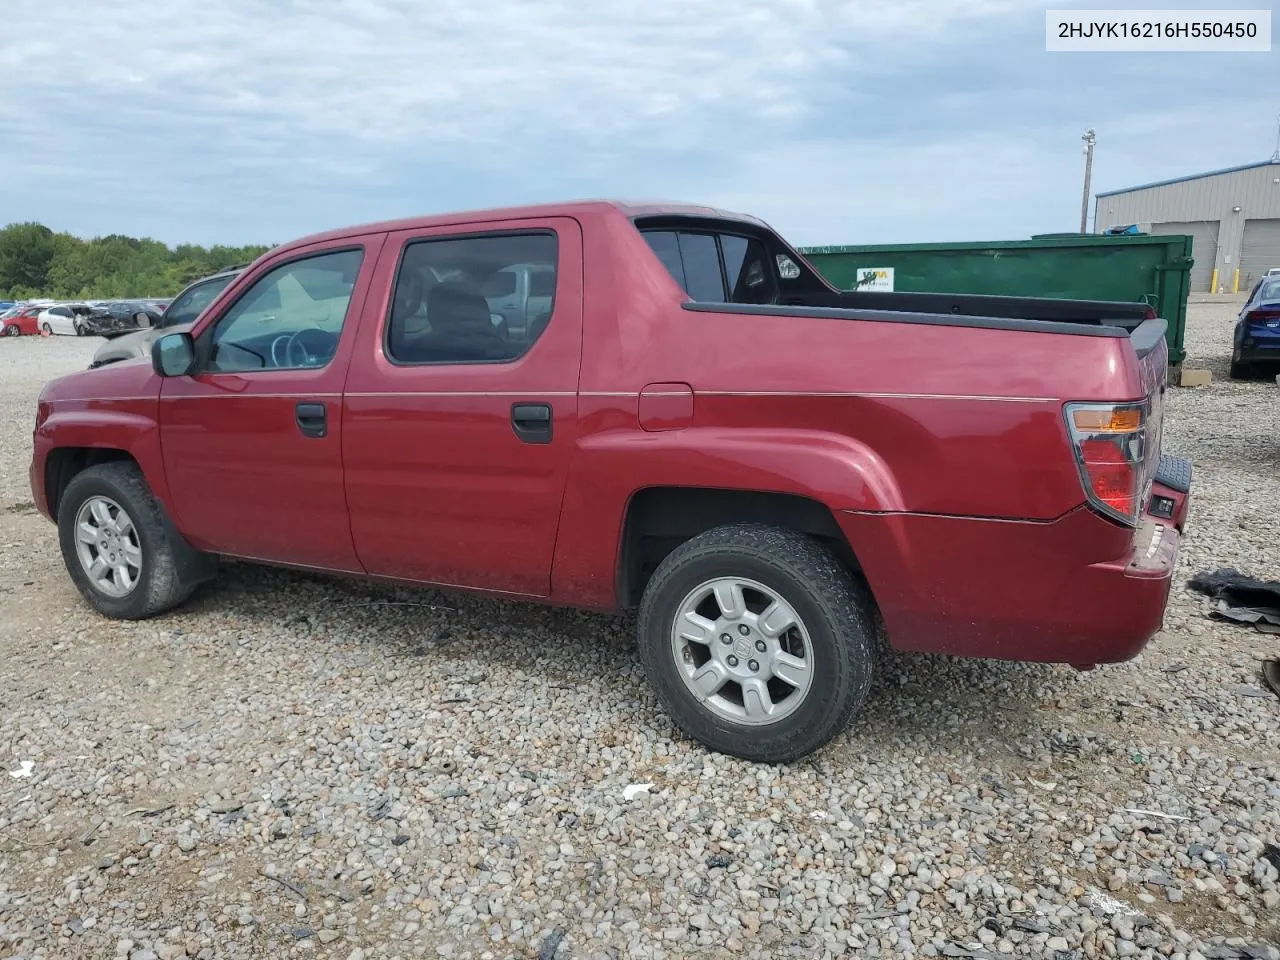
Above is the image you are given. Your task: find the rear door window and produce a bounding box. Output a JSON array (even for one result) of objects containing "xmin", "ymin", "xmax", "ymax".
[
  {"xmin": 528, "ymin": 270, "xmax": 556, "ymax": 297},
  {"xmin": 385, "ymin": 231, "xmax": 559, "ymax": 365}
]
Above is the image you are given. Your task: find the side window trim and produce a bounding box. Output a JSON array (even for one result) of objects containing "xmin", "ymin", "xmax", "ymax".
[
  {"xmin": 383, "ymin": 228, "xmax": 560, "ymax": 367},
  {"xmin": 194, "ymin": 245, "xmax": 365, "ymax": 374}
]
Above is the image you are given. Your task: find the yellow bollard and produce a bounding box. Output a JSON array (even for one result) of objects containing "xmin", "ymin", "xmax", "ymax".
[
  {"xmin": 1232, "ymin": 269, "xmax": 1240, "ymax": 294},
  {"xmin": 1210, "ymin": 268, "xmax": 1218, "ymax": 293}
]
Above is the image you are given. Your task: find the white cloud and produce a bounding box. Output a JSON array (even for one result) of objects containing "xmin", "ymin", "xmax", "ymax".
[
  {"xmin": 1, "ymin": 0, "xmax": 1031, "ymax": 160},
  {"xmin": 658, "ymin": 133, "xmax": 1064, "ymax": 245},
  {"xmin": 1, "ymin": 0, "xmax": 1274, "ymax": 244}
]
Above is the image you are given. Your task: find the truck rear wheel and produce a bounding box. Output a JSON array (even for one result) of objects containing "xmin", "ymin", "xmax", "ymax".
[
  {"xmin": 57, "ymin": 462, "xmax": 203, "ymax": 620},
  {"xmin": 636, "ymin": 522, "xmax": 875, "ymax": 763}
]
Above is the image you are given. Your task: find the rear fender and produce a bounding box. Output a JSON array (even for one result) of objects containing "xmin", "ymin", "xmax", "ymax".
[{"xmin": 550, "ymin": 427, "xmax": 903, "ymax": 608}]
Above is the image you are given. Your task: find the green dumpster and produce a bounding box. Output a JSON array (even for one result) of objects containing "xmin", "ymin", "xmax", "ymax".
[{"xmin": 798, "ymin": 233, "xmax": 1194, "ymax": 367}]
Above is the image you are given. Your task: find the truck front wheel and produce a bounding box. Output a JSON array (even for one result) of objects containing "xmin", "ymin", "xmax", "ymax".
[
  {"xmin": 57, "ymin": 462, "xmax": 203, "ymax": 620},
  {"xmin": 636, "ymin": 522, "xmax": 875, "ymax": 763}
]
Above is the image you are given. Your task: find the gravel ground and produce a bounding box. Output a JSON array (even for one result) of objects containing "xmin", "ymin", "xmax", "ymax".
[{"xmin": 1, "ymin": 309, "xmax": 1278, "ymax": 960}]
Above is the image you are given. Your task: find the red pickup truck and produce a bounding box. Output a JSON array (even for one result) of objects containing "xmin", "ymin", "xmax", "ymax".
[{"xmin": 30, "ymin": 200, "xmax": 1192, "ymax": 762}]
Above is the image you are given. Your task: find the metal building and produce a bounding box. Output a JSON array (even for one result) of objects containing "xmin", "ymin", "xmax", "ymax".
[{"xmin": 1093, "ymin": 158, "xmax": 1280, "ymax": 292}]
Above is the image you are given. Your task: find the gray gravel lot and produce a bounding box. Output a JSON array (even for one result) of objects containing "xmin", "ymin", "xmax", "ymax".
[{"xmin": 1, "ymin": 306, "xmax": 1278, "ymax": 960}]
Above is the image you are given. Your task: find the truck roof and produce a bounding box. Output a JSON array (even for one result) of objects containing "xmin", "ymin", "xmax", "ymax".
[{"xmin": 273, "ymin": 199, "xmax": 771, "ymax": 256}]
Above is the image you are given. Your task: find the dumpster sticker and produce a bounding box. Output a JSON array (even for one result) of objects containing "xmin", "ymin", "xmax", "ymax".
[{"xmin": 854, "ymin": 267, "xmax": 894, "ymax": 292}]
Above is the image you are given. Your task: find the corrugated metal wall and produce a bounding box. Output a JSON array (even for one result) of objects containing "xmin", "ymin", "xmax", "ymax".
[
  {"xmin": 1239, "ymin": 219, "xmax": 1280, "ymax": 287},
  {"xmin": 1094, "ymin": 161, "xmax": 1280, "ymax": 291},
  {"xmin": 1148, "ymin": 221, "xmax": 1219, "ymax": 292}
]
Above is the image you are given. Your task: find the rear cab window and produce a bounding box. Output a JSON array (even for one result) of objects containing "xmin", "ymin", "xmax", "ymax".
[{"xmin": 635, "ymin": 218, "xmax": 822, "ymax": 307}]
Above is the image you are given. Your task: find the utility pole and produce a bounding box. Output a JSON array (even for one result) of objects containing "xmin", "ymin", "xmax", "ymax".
[{"xmin": 1080, "ymin": 128, "xmax": 1096, "ymax": 234}]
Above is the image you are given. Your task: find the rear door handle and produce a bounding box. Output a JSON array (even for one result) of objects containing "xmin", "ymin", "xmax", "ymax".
[
  {"xmin": 511, "ymin": 402, "xmax": 552, "ymax": 444},
  {"xmin": 295, "ymin": 401, "xmax": 328, "ymax": 439}
]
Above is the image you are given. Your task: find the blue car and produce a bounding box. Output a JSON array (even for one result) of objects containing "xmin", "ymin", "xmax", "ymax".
[{"xmin": 1231, "ymin": 276, "xmax": 1280, "ymax": 379}]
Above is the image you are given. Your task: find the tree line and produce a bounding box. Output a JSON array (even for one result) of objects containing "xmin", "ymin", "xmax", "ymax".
[{"xmin": 0, "ymin": 222, "xmax": 271, "ymax": 301}]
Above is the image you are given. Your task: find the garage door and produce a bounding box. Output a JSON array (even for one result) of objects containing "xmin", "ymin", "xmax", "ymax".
[
  {"xmin": 1149, "ymin": 220, "xmax": 1220, "ymax": 292},
  {"xmin": 1240, "ymin": 218, "xmax": 1280, "ymax": 289}
]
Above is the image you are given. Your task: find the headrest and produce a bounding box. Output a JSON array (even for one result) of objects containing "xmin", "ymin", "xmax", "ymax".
[{"xmin": 426, "ymin": 281, "xmax": 491, "ymax": 330}]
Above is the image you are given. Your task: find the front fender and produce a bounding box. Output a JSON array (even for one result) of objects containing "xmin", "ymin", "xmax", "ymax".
[
  {"xmin": 549, "ymin": 426, "xmax": 903, "ymax": 608},
  {"xmin": 33, "ymin": 400, "xmax": 171, "ymax": 519}
]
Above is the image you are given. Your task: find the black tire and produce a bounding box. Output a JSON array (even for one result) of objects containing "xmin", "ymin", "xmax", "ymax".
[
  {"xmin": 4, "ymin": 324, "xmax": 19, "ymax": 337},
  {"xmin": 636, "ymin": 522, "xmax": 876, "ymax": 763},
  {"xmin": 57, "ymin": 461, "xmax": 203, "ymax": 619},
  {"xmin": 1229, "ymin": 358, "xmax": 1252, "ymax": 380}
]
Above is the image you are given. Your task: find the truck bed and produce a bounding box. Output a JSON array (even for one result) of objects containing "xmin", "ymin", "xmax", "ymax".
[
  {"xmin": 684, "ymin": 299, "xmax": 1169, "ymax": 358},
  {"xmin": 808, "ymin": 289, "xmax": 1154, "ymax": 330}
]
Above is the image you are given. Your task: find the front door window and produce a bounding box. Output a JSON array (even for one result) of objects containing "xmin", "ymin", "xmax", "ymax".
[{"xmin": 200, "ymin": 249, "xmax": 364, "ymax": 372}]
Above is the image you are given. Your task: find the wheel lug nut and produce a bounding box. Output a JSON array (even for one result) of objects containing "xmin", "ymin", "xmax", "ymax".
[
  {"xmin": 755, "ymin": 640, "xmax": 767, "ymax": 652},
  {"xmin": 748, "ymin": 659, "xmax": 760, "ymax": 672},
  {"xmin": 720, "ymin": 634, "xmax": 732, "ymax": 645},
  {"xmin": 726, "ymin": 655, "xmax": 739, "ymax": 667},
  {"xmin": 737, "ymin": 624, "xmax": 750, "ymax": 636}
]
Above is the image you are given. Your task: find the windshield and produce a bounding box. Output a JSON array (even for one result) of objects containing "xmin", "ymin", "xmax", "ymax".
[
  {"xmin": 163, "ymin": 273, "xmax": 237, "ymax": 327},
  {"xmin": 1259, "ymin": 279, "xmax": 1280, "ymax": 303}
]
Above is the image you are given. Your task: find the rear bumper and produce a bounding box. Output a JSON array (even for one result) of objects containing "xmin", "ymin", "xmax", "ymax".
[
  {"xmin": 838, "ymin": 458, "xmax": 1191, "ymax": 666},
  {"xmin": 1239, "ymin": 346, "xmax": 1280, "ymax": 363},
  {"xmin": 1237, "ymin": 325, "xmax": 1280, "ymax": 362}
]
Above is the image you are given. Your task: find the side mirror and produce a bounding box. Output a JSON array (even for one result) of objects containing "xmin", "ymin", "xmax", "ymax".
[{"xmin": 152, "ymin": 332, "xmax": 196, "ymax": 377}]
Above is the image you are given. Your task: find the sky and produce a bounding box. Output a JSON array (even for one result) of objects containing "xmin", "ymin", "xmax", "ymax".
[{"xmin": 0, "ymin": 0, "xmax": 1276, "ymax": 248}]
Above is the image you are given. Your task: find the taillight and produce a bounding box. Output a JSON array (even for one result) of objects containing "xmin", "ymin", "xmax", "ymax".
[
  {"xmin": 1246, "ymin": 309, "xmax": 1280, "ymax": 325},
  {"xmin": 1065, "ymin": 401, "xmax": 1147, "ymax": 525}
]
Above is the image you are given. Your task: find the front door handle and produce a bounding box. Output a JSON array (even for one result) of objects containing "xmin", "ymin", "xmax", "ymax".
[
  {"xmin": 295, "ymin": 401, "xmax": 328, "ymax": 439},
  {"xmin": 511, "ymin": 402, "xmax": 552, "ymax": 444}
]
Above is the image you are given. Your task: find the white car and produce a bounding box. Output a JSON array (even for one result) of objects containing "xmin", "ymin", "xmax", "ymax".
[{"xmin": 37, "ymin": 304, "xmax": 92, "ymax": 336}]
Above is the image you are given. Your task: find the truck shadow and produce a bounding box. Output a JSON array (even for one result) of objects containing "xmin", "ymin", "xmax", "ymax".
[
  {"xmin": 193, "ymin": 561, "xmax": 1073, "ymax": 754},
  {"xmin": 851, "ymin": 642, "xmax": 1070, "ymax": 750}
]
